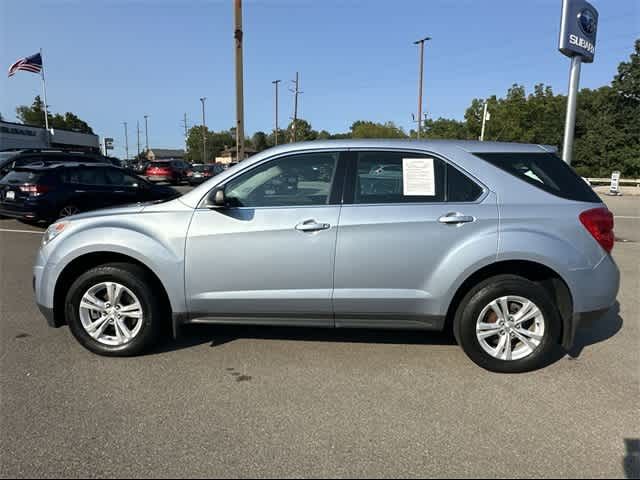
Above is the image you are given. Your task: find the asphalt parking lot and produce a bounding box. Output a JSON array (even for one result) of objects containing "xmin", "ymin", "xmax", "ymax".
[{"xmin": 0, "ymin": 192, "xmax": 638, "ymax": 478}]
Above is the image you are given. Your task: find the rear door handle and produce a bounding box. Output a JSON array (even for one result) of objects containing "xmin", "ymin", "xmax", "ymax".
[
  {"xmin": 438, "ymin": 212, "xmax": 476, "ymax": 224},
  {"xmin": 75, "ymin": 190, "xmax": 87, "ymax": 193},
  {"xmin": 295, "ymin": 220, "xmax": 331, "ymax": 232}
]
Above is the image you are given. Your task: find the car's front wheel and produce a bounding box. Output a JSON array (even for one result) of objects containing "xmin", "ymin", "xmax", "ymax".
[
  {"xmin": 65, "ymin": 263, "xmax": 163, "ymax": 356},
  {"xmin": 454, "ymin": 275, "xmax": 561, "ymax": 373}
]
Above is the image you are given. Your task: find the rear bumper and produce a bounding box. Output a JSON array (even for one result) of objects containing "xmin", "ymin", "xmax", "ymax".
[
  {"xmin": 0, "ymin": 204, "xmax": 40, "ymax": 220},
  {"xmin": 563, "ymin": 254, "xmax": 620, "ymax": 349},
  {"xmin": 146, "ymin": 175, "xmax": 173, "ymax": 182}
]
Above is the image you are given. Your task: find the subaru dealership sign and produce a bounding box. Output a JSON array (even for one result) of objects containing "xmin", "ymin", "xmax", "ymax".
[{"xmin": 559, "ymin": 0, "xmax": 599, "ymax": 63}]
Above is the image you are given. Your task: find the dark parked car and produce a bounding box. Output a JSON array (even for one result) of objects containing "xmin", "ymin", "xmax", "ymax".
[
  {"xmin": 145, "ymin": 160, "xmax": 191, "ymax": 185},
  {"xmin": 186, "ymin": 164, "xmax": 224, "ymax": 185},
  {"xmin": 0, "ymin": 163, "xmax": 179, "ymax": 223},
  {"xmin": 0, "ymin": 149, "xmax": 117, "ymax": 178}
]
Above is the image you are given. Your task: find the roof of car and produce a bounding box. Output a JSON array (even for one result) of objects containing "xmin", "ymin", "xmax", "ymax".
[
  {"xmin": 14, "ymin": 162, "xmax": 119, "ymax": 170},
  {"xmin": 257, "ymin": 139, "xmax": 556, "ymax": 154}
]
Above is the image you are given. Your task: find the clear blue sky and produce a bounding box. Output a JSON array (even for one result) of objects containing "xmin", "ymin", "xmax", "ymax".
[{"xmin": 1, "ymin": 0, "xmax": 638, "ymax": 159}]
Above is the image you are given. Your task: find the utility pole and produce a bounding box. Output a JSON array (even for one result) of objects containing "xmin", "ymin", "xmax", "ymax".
[
  {"xmin": 200, "ymin": 97, "xmax": 207, "ymax": 163},
  {"xmin": 136, "ymin": 121, "xmax": 141, "ymax": 158},
  {"xmin": 413, "ymin": 36, "xmax": 431, "ymax": 139},
  {"xmin": 144, "ymin": 115, "xmax": 149, "ymax": 152},
  {"xmin": 272, "ymin": 80, "xmax": 281, "ymax": 145},
  {"xmin": 181, "ymin": 113, "xmax": 189, "ymax": 151},
  {"xmin": 234, "ymin": 0, "xmax": 245, "ymax": 161},
  {"xmin": 480, "ymin": 101, "xmax": 490, "ymax": 141},
  {"xmin": 123, "ymin": 121, "xmax": 129, "ymax": 161},
  {"xmin": 290, "ymin": 72, "xmax": 301, "ymax": 142}
]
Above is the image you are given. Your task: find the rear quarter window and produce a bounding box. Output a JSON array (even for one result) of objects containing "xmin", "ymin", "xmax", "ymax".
[
  {"xmin": 2, "ymin": 170, "xmax": 45, "ymax": 183},
  {"xmin": 475, "ymin": 152, "xmax": 600, "ymax": 203}
]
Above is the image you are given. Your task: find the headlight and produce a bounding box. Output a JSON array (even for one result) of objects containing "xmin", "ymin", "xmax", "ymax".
[{"xmin": 42, "ymin": 221, "xmax": 69, "ymax": 246}]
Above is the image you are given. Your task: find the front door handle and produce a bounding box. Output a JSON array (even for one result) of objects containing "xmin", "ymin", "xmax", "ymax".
[
  {"xmin": 295, "ymin": 220, "xmax": 331, "ymax": 232},
  {"xmin": 438, "ymin": 212, "xmax": 476, "ymax": 224}
]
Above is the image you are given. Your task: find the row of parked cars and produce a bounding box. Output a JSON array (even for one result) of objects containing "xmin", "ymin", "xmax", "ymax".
[
  {"xmin": 0, "ymin": 149, "xmax": 223, "ymax": 224},
  {"xmin": 130, "ymin": 160, "xmax": 226, "ymax": 186}
]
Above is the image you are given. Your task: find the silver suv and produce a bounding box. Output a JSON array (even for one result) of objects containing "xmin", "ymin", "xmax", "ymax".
[{"xmin": 33, "ymin": 140, "xmax": 619, "ymax": 372}]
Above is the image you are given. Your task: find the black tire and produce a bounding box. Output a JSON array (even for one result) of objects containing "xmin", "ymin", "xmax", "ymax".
[
  {"xmin": 453, "ymin": 274, "xmax": 561, "ymax": 373},
  {"xmin": 58, "ymin": 204, "xmax": 81, "ymax": 219},
  {"xmin": 65, "ymin": 262, "xmax": 164, "ymax": 356}
]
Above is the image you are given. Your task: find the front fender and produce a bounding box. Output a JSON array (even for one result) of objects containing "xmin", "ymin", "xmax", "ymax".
[{"xmin": 37, "ymin": 211, "xmax": 191, "ymax": 315}]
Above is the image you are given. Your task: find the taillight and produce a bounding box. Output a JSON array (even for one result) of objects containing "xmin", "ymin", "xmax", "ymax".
[
  {"xmin": 19, "ymin": 184, "xmax": 51, "ymax": 197},
  {"xmin": 579, "ymin": 207, "xmax": 614, "ymax": 253}
]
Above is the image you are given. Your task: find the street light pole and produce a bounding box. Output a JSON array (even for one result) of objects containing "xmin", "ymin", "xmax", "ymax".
[
  {"xmin": 272, "ymin": 80, "xmax": 281, "ymax": 145},
  {"xmin": 144, "ymin": 115, "xmax": 149, "ymax": 152},
  {"xmin": 414, "ymin": 36, "xmax": 431, "ymax": 139},
  {"xmin": 136, "ymin": 121, "xmax": 141, "ymax": 158},
  {"xmin": 200, "ymin": 97, "xmax": 207, "ymax": 163}
]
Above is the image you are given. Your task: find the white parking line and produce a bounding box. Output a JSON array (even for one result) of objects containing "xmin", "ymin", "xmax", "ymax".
[
  {"xmin": 614, "ymin": 216, "xmax": 640, "ymax": 219},
  {"xmin": 0, "ymin": 228, "xmax": 43, "ymax": 235}
]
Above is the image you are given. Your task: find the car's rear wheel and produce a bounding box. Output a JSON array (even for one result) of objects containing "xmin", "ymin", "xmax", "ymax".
[
  {"xmin": 65, "ymin": 263, "xmax": 163, "ymax": 356},
  {"xmin": 454, "ymin": 275, "xmax": 561, "ymax": 373}
]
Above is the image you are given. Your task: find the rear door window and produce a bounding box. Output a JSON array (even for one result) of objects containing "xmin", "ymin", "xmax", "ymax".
[
  {"xmin": 63, "ymin": 167, "xmax": 109, "ymax": 186},
  {"xmin": 105, "ymin": 168, "xmax": 142, "ymax": 187},
  {"xmin": 353, "ymin": 151, "xmax": 445, "ymax": 204},
  {"xmin": 475, "ymin": 152, "xmax": 600, "ymax": 202}
]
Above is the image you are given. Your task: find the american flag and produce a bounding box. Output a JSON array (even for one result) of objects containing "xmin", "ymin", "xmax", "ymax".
[{"xmin": 8, "ymin": 53, "xmax": 43, "ymax": 77}]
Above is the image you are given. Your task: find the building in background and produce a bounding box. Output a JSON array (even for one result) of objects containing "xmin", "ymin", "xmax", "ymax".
[
  {"xmin": 0, "ymin": 120, "xmax": 100, "ymax": 152},
  {"xmin": 145, "ymin": 148, "xmax": 186, "ymax": 161},
  {"xmin": 215, "ymin": 146, "xmax": 256, "ymax": 165}
]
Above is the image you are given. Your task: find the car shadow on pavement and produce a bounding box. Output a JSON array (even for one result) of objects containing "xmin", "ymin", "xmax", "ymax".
[
  {"xmin": 566, "ymin": 301, "xmax": 623, "ymax": 359},
  {"xmin": 151, "ymin": 302, "xmax": 623, "ymax": 363},
  {"xmin": 150, "ymin": 323, "xmax": 458, "ymax": 355}
]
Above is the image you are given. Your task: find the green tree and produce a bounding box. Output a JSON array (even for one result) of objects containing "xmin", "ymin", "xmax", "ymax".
[
  {"xmin": 185, "ymin": 126, "xmax": 235, "ymax": 163},
  {"xmin": 350, "ymin": 120, "xmax": 407, "ymax": 138},
  {"xmin": 423, "ymin": 118, "xmax": 469, "ymax": 140},
  {"xmin": 288, "ymin": 118, "xmax": 317, "ymax": 142},
  {"xmin": 15, "ymin": 96, "xmax": 94, "ymax": 133},
  {"xmin": 251, "ymin": 131, "xmax": 269, "ymax": 151}
]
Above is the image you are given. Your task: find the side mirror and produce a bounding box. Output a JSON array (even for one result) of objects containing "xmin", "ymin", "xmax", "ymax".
[{"xmin": 207, "ymin": 189, "xmax": 227, "ymax": 208}]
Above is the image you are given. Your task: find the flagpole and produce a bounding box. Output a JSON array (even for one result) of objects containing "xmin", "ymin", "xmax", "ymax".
[{"xmin": 40, "ymin": 48, "xmax": 50, "ymax": 145}]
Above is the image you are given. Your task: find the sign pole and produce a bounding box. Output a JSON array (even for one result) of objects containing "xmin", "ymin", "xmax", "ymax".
[
  {"xmin": 562, "ymin": 56, "xmax": 582, "ymax": 165},
  {"xmin": 558, "ymin": 0, "xmax": 598, "ymax": 165}
]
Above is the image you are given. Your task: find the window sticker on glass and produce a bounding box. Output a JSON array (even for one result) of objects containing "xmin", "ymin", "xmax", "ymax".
[{"xmin": 402, "ymin": 158, "xmax": 435, "ymax": 196}]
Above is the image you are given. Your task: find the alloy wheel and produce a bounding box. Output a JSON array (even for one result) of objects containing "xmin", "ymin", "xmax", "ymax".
[
  {"xmin": 78, "ymin": 282, "xmax": 144, "ymax": 346},
  {"xmin": 475, "ymin": 295, "xmax": 546, "ymax": 361}
]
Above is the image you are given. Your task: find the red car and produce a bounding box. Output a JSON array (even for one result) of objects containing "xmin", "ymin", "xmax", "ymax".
[{"xmin": 145, "ymin": 160, "xmax": 191, "ymax": 185}]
